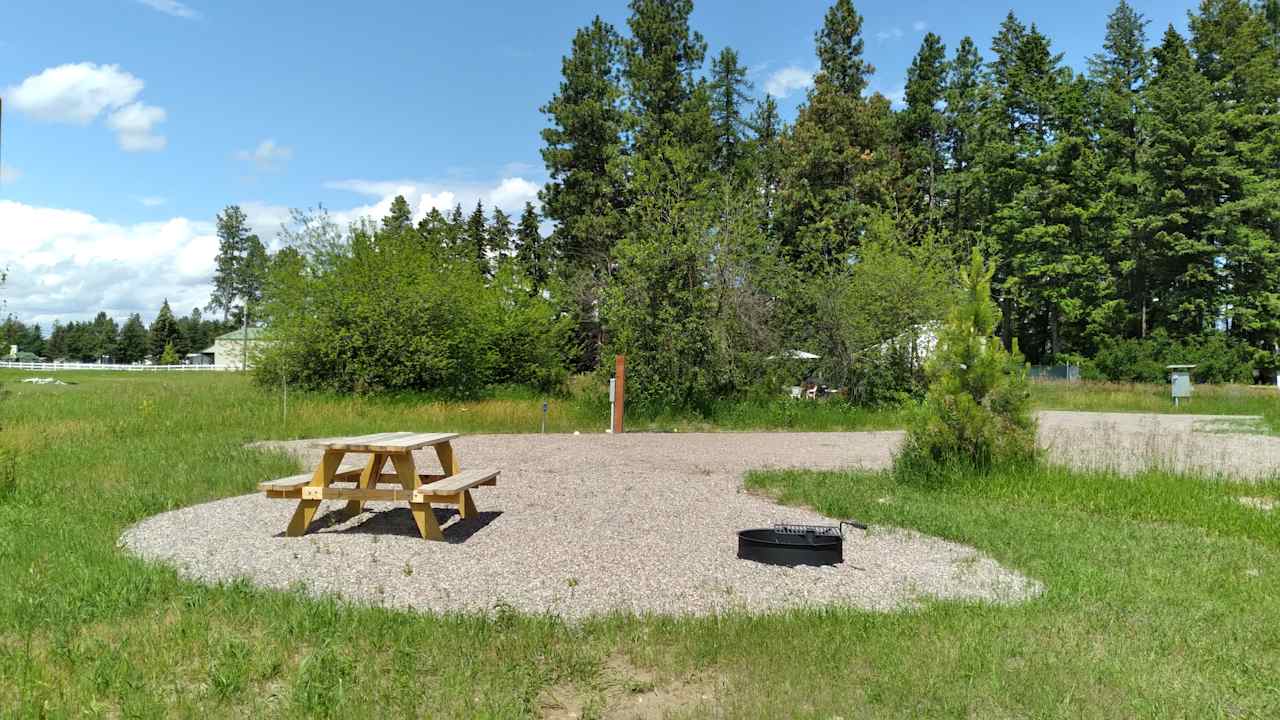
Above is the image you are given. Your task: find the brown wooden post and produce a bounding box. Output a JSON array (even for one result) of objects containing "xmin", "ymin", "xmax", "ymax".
[{"xmin": 612, "ymin": 354, "xmax": 626, "ymax": 434}]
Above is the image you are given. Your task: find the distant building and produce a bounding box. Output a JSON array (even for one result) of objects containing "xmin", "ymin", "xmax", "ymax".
[{"xmin": 210, "ymin": 327, "xmax": 271, "ymax": 369}]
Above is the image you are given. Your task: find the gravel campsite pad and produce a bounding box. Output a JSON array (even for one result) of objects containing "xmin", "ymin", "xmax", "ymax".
[
  {"xmin": 120, "ymin": 412, "xmax": 1280, "ymax": 618},
  {"xmin": 123, "ymin": 431, "xmax": 1037, "ymax": 618}
]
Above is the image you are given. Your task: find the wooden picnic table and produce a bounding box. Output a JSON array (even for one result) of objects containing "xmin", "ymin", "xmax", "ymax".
[{"xmin": 258, "ymin": 432, "xmax": 498, "ymax": 540}]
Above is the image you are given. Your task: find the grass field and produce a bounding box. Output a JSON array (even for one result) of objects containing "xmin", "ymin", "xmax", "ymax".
[{"xmin": 1, "ymin": 370, "xmax": 1279, "ymax": 717}]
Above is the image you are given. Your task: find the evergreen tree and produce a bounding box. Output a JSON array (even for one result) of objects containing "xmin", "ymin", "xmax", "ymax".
[
  {"xmin": 117, "ymin": 314, "xmax": 149, "ymax": 364},
  {"xmin": 708, "ymin": 46, "xmax": 752, "ymax": 175},
  {"xmin": 603, "ymin": 144, "xmax": 718, "ymax": 410},
  {"xmin": 489, "ymin": 207, "xmax": 514, "ymax": 266},
  {"xmin": 89, "ymin": 311, "xmax": 119, "ymax": 361},
  {"xmin": 624, "ymin": 0, "xmax": 710, "ymax": 152},
  {"xmin": 149, "ymin": 300, "xmax": 182, "ymax": 360},
  {"xmin": 416, "ymin": 207, "xmax": 451, "ymax": 250},
  {"xmin": 466, "ymin": 200, "xmax": 490, "ymax": 276},
  {"xmin": 1089, "ymin": 0, "xmax": 1152, "ymax": 336},
  {"xmin": 158, "ymin": 342, "xmax": 180, "ymax": 366},
  {"xmin": 896, "ymin": 248, "xmax": 1037, "ymax": 478},
  {"xmin": 45, "ymin": 322, "xmax": 67, "ymax": 360},
  {"xmin": 778, "ymin": 0, "xmax": 896, "ymax": 271},
  {"xmin": 941, "ymin": 36, "xmax": 984, "ymax": 243},
  {"xmin": 813, "ymin": 0, "xmax": 873, "ymax": 96},
  {"xmin": 748, "ymin": 94, "xmax": 783, "ymax": 228},
  {"xmin": 514, "ymin": 202, "xmax": 550, "ymax": 293},
  {"xmin": 899, "ymin": 32, "xmax": 948, "ymax": 239},
  {"xmin": 539, "ymin": 17, "xmax": 629, "ymax": 280},
  {"xmin": 209, "ymin": 206, "xmax": 260, "ymax": 321},
  {"xmin": 1138, "ymin": 25, "xmax": 1235, "ymax": 335},
  {"xmin": 1189, "ymin": 0, "xmax": 1280, "ymax": 360},
  {"xmin": 381, "ymin": 195, "xmax": 414, "ymax": 235}
]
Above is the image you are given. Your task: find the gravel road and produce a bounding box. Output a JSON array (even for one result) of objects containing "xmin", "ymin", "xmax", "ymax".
[{"xmin": 120, "ymin": 411, "xmax": 1278, "ymax": 618}]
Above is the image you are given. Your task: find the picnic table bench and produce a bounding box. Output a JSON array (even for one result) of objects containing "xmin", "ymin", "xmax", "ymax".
[{"xmin": 259, "ymin": 432, "xmax": 498, "ymax": 540}]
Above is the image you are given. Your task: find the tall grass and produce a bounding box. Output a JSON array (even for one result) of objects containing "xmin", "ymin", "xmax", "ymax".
[
  {"xmin": 2, "ymin": 370, "xmax": 1279, "ymax": 716},
  {"xmin": 1032, "ymin": 378, "xmax": 1280, "ymax": 430}
]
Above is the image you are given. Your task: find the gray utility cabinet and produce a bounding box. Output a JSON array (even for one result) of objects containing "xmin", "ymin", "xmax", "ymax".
[{"xmin": 1167, "ymin": 364, "xmax": 1196, "ymax": 406}]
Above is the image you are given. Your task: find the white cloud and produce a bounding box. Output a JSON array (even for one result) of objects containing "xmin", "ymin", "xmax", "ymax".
[
  {"xmin": 0, "ymin": 164, "xmax": 19, "ymax": 184},
  {"xmin": 912, "ymin": 20, "xmax": 928, "ymax": 32},
  {"xmin": 0, "ymin": 173, "xmax": 545, "ymax": 325},
  {"xmin": 4, "ymin": 63, "xmax": 167, "ymax": 152},
  {"xmin": 0, "ymin": 200, "xmax": 216, "ymax": 325},
  {"xmin": 135, "ymin": 0, "xmax": 200, "ymax": 19},
  {"xmin": 763, "ymin": 66, "xmax": 814, "ymax": 98},
  {"xmin": 106, "ymin": 102, "xmax": 167, "ymax": 151},
  {"xmin": 5, "ymin": 63, "xmax": 143, "ymax": 124},
  {"xmin": 236, "ymin": 139, "xmax": 293, "ymax": 170},
  {"xmin": 487, "ymin": 177, "xmax": 539, "ymax": 209},
  {"xmin": 875, "ymin": 27, "xmax": 905, "ymax": 41}
]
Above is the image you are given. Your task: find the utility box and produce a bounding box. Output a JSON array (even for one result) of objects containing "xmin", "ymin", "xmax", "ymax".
[{"xmin": 1167, "ymin": 364, "xmax": 1196, "ymax": 406}]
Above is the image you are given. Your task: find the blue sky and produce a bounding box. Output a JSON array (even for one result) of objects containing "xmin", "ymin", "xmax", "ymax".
[{"xmin": 1, "ymin": 0, "xmax": 1198, "ymax": 327}]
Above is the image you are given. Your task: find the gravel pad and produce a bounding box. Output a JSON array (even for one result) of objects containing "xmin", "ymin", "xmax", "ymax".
[{"xmin": 121, "ymin": 432, "xmax": 1039, "ymax": 618}]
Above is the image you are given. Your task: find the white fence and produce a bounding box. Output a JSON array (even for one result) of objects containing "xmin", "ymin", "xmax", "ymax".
[{"xmin": 0, "ymin": 361, "xmax": 238, "ymax": 372}]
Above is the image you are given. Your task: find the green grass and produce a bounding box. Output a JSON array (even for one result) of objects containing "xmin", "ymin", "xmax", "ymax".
[
  {"xmin": 1032, "ymin": 379, "xmax": 1280, "ymax": 432},
  {"xmin": 2, "ymin": 370, "xmax": 1280, "ymax": 717}
]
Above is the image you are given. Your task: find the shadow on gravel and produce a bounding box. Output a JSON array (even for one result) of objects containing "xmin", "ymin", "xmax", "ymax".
[{"xmin": 303, "ymin": 505, "xmax": 504, "ymax": 543}]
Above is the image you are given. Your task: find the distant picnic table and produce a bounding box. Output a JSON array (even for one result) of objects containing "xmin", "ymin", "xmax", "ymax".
[{"xmin": 259, "ymin": 432, "xmax": 498, "ymax": 540}]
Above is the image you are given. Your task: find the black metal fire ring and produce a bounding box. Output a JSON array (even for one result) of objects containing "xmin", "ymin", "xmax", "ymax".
[{"xmin": 736, "ymin": 521, "xmax": 866, "ymax": 567}]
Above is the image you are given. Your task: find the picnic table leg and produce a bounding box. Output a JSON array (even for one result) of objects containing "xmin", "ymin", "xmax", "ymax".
[
  {"xmin": 287, "ymin": 449, "xmax": 344, "ymax": 536},
  {"xmin": 392, "ymin": 452, "xmax": 443, "ymax": 541},
  {"xmin": 433, "ymin": 441, "xmax": 459, "ymax": 478},
  {"xmin": 341, "ymin": 453, "xmax": 384, "ymax": 518},
  {"xmin": 457, "ymin": 490, "xmax": 477, "ymax": 519}
]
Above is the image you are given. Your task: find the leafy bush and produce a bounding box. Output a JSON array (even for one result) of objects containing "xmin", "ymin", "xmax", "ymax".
[
  {"xmin": 804, "ymin": 226, "xmax": 955, "ymax": 405},
  {"xmin": 256, "ymin": 226, "xmax": 569, "ymax": 396},
  {"xmin": 895, "ymin": 249, "xmax": 1038, "ymax": 481},
  {"xmin": 1084, "ymin": 329, "xmax": 1256, "ymax": 384}
]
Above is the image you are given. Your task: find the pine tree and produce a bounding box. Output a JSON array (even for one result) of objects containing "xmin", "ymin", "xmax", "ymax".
[
  {"xmin": 466, "ymin": 200, "xmax": 490, "ymax": 276},
  {"xmin": 149, "ymin": 299, "xmax": 181, "ymax": 359},
  {"xmin": 941, "ymin": 36, "xmax": 984, "ymax": 243},
  {"xmin": 489, "ymin": 207, "xmax": 514, "ymax": 266},
  {"xmin": 624, "ymin": 0, "xmax": 710, "ymax": 152},
  {"xmin": 813, "ymin": 0, "xmax": 873, "ymax": 96},
  {"xmin": 158, "ymin": 342, "xmax": 180, "ymax": 366},
  {"xmin": 896, "ymin": 248, "xmax": 1037, "ymax": 478},
  {"xmin": 1089, "ymin": 0, "xmax": 1152, "ymax": 336},
  {"xmin": 899, "ymin": 32, "xmax": 948, "ymax": 239},
  {"xmin": 89, "ymin": 311, "xmax": 119, "ymax": 361},
  {"xmin": 1189, "ymin": 0, "xmax": 1280, "ymax": 360},
  {"xmin": 540, "ymin": 17, "xmax": 629, "ymax": 279},
  {"xmin": 416, "ymin": 207, "xmax": 450, "ymax": 250},
  {"xmin": 778, "ymin": 0, "xmax": 896, "ymax": 271},
  {"xmin": 382, "ymin": 195, "xmax": 414, "ymax": 235},
  {"xmin": 208, "ymin": 205, "xmax": 268, "ymax": 326},
  {"xmin": 117, "ymin": 313, "xmax": 149, "ymax": 364},
  {"xmin": 1138, "ymin": 25, "xmax": 1235, "ymax": 335},
  {"xmin": 515, "ymin": 202, "xmax": 550, "ymax": 293},
  {"xmin": 709, "ymin": 46, "xmax": 752, "ymax": 175},
  {"xmin": 748, "ymin": 94, "xmax": 783, "ymax": 228}
]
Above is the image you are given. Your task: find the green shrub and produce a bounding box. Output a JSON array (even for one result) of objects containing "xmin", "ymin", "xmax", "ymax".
[
  {"xmin": 895, "ymin": 249, "xmax": 1038, "ymax": 482},
  {"xmin": 256, "ymin": 229, "xmax": 569, "ymax": 396},
  {"xmin": 1086, "ymin": 329, "xmax": 1256, "ymax": 384}
]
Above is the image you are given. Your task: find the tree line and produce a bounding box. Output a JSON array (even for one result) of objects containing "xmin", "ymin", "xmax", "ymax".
[
  {"xmin": 525, "ymin": 0, "xmax": 1280, "ymax": 403},
  {"xmin": 247, "ymin": 0, "xmax": 1280, "ymax": 404},
  {"xmin": 2, "ymin": 303, "xmax": 235, "ymax": 364}
]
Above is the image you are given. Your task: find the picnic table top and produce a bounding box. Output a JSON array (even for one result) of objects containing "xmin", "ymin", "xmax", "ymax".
[{"xmin": 308, "ymin": 431, "xmax": 458, "ymax": 453}]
